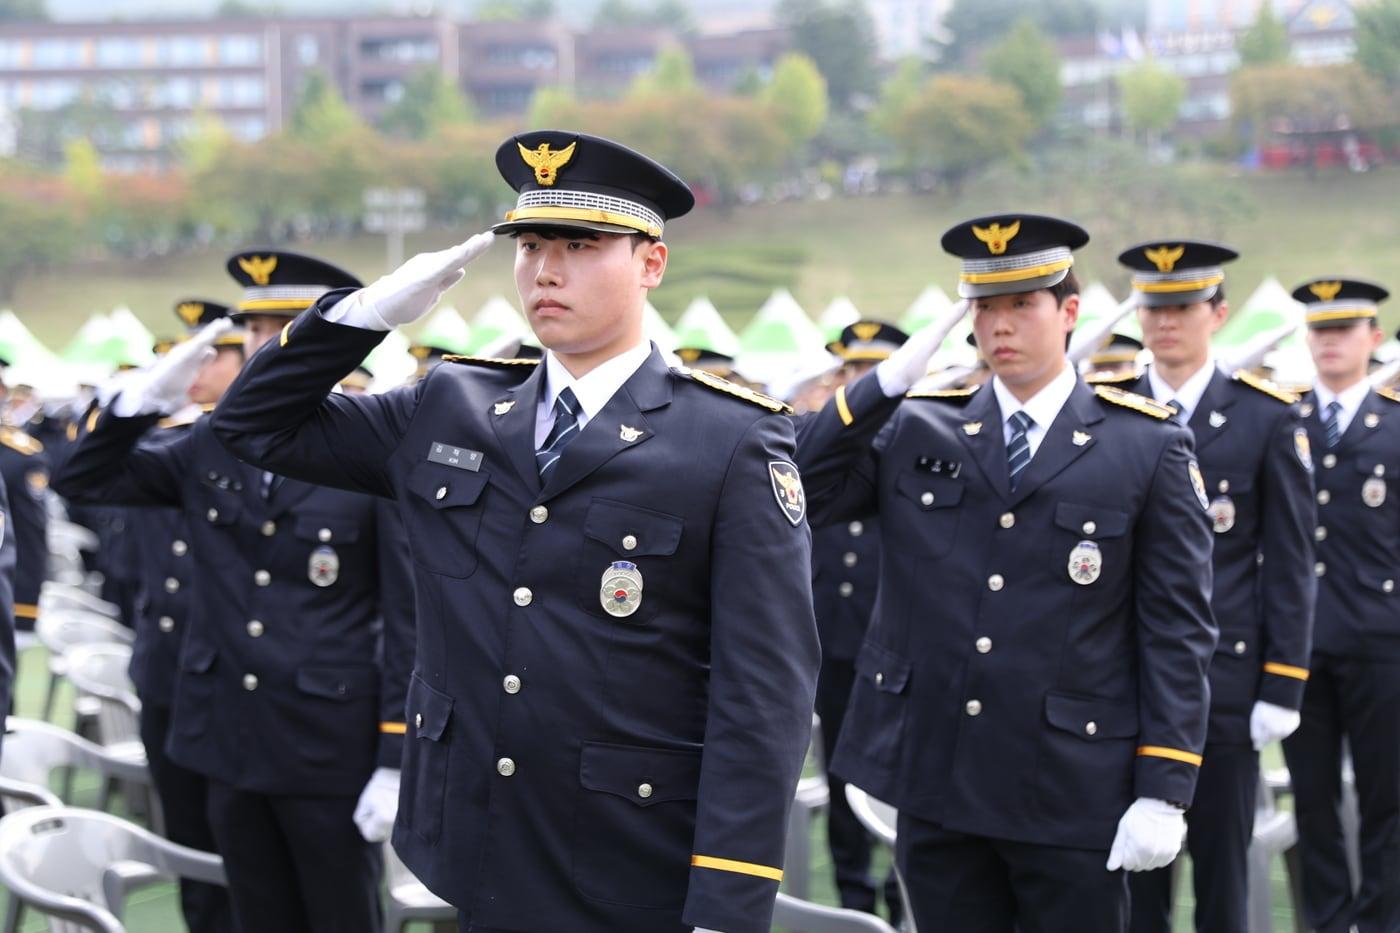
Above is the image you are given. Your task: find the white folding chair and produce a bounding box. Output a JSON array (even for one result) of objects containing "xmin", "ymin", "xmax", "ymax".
[
  {"xmin": 786, "ymin": 713, "xmax": 830, "ymax": 901},
  {"xmin": 0, "ymin": 779, "xmax": 63, "ymax": 933},
  {"xmin": 382, "ymin": 841, "xmax": 456, "ymax": 932},
  {"xmin": 0, "ymin": 717, "xmax": 155, "ymax": 832},
  {"xmin": 0, "ymin": 805, "xmax": 224, "ymax": 933},
  {"xmin": 845, "ymin": 784, "xmax": 917, "ymax": 933},
  {"xmin": 774, "ymin": 891, "xmax": 898, "ymax": 933},
  {"xmin": 34, "ymin": 609, "xmax": 133, "ymax": 725},
  {"xmin": 1248, "ymin": 767, "xmax": 1299, "ymax": 933},
  {"xmin": 64, "ymin": 644, "xmax": 142, "ymax": 750}
]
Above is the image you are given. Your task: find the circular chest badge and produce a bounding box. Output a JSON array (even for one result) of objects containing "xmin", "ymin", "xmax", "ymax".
[
  {"xmin": 600, "ymin": 561, "xmax": 644, "ymax": 618},
  {"xmin": 1068, "ymin": 540, "xmax": 1103, "ymax": 586},
  {"xmin": 1363, "ymin": 476, "xmax": 1387, "ymax": 508},
  {"xmin": 308, "ymin": 546, "xmax": 340, "ymax": 587},
  {"xmin": 1209, "ymin": 496, "xmax": 1236, "ymax": 534}
]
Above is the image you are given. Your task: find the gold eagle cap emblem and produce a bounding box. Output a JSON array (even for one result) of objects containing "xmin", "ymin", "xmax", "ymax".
[
  {"xmin": 1309, "ymin": 280, "xmax": 1344, "ymax": 302},
  {"xmin": 176, "ymin": 302, "xmax": 204, "ymax": 326},
  {"xmin": 238, "ymin": 255, "xmax": 278, "ymax": 287},
  {"xmin": 677, "ymin": 348, "xmax": 702, "ymax": 363},
  {"xmin": 1144, "ymin": 244, "xmax": 1186, "ymax": 273},
  {"xmin": 852, "ymin": 322, "xmax": 882, "ymax": 342},
  {"xmin": 971, "ymin": 220, "xmax": 1020, "ymax": 256},
  {"xmin": 518, "ymin": 140, "xmax": 577, "ymax": 186}
]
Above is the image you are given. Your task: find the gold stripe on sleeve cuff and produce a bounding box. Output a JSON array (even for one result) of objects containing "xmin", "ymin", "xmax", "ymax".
[
  {"xmin": 1137, "ymin": 746, "xmax": 1203, "ymax": 766},
  {"xmin": 691, "ymin": 855, "xmax": 783, "ymax": 882},
  {"xmin": 1263, "ymin": 661, "xmax": 1310, "ymax": 681},
  {"xmin": 380, "ymin": 722, "xmax": 407, "ymax": 735},
  {"xmin": 14, "ymin": 603, "xmax": 37, "ymax": 620},
  {"xmin": 835, "ymin": 385, "xmax": 854, "ymax": 426}
]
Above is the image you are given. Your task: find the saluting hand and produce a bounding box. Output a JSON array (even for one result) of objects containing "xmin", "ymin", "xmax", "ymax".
[
  {"xmin": 876, "ymin": 300, "xmax": 970, "ymax": 397},
  {"xmin": 335, "ymin": 231, "xmax": 495, "ymax": 331},
  {"xmin": 111, "ymin": 317, "xmax": 234, "ymax": 417}
]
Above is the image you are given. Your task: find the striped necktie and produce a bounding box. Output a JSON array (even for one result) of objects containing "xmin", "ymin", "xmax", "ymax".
[
  {"xmin": 536, "ymin": 386, "xmax": 581, "ymax": 483},
  {"xmin": 1007, "ymin": 410, "xmax": 1034, "ymax": 490},
  {"xmin": 1323, "ymin": 400, "xmax": 1343, "ymax": 449}
]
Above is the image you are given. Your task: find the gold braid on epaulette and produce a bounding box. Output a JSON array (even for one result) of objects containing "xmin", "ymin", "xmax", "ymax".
[
  {"xmin": 905, "ymin": 386, "xmax": 980, "ymax": 403},
  {"xmin": 1085, "ymin": 369, "xmax": 1142, "ymax": 385},
  {"xmin": 1232, "ymin": 369, "xmax": 1299, "ymax": 404},
  {"xmin": 1093, "ymin": 385, "xmax": 1173, "ymax": 420},
  {"xmin": 441, "ymin": 355, "xmax": 541, "ymax": 369},
  {"xmin": 1377, "ymin": 387, "xmax": 1400, "ymax": 404},
  {"xmin": 0, "ymin": 427, "xmax": 43, "ymax": 455},
  {"xmin": 682, "ymin": 367, "xmax": 792, "ymax": 414}
]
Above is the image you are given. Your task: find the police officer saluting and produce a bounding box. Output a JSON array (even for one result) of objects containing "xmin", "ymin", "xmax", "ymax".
[
  {"xmin": 1284, "ymin": 277, "xmax": 1400, "ymax": 933},
  {"xmin": 1108, "ymin": 241, "xmax": 1316, "ymax": 933},
  {"xmin": 52, "ymin": 252, "xmax": 415, "ymax": 933},
  {"xmin": 795, "ymin": 214, "xmax": 1218, "ymax": 932},
  {"xmin": 210, "ymin": 131, "xmax": 819, "ymax": 933}
]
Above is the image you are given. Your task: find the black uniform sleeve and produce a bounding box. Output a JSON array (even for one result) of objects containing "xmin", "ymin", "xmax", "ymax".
[
  {"xmin": 0, "ymin": 475, "xmax": 18, "ymax": 754},
  {"xmin": 1256, "ymin": 406, "xmax": 1317, "ymax": 709},
  {"xmin": 792, "ymin": 370, "xmax": 903, "ymax": 528},
  {"xmin": 50, "ymin": 407, "xmax": 185, "ymax": 508},
  {"xmin": 374, "ymin": 499, "xmax": 415, "ymax": 769}
]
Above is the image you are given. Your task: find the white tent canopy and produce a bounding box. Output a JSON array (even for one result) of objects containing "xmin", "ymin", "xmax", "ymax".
[{"xmin": 672, "ymin": 297, "xmax": 741, "ymax": 356}]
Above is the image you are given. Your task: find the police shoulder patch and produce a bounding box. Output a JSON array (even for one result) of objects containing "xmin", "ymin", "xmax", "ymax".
[
  {"xmin": 1093, "ymin": 385, "xmax": 1173, "ymax": 420},
  {"xmin": 906, "ymin": 386, "xmax": 980, "ymax": 404},
  {"xmin": 1293, "ymin": 427, "xmax": 1313, "ymax": 472},
  {"xmin": 1085, "ymin": 369, "xmax": 1142, "ymax": 385},
  {"xmin": 1188, "ymin": 460, "xmax": 1209, "ymax": 510},
  {"xmin": 769, "ymin": 460, "xmax": 806, "ymax": 525},
  {"xmin": 442, "ymin": 354, "xmax": 541, "ymax": 369},
  {"xmin": 1376, "ymin": 387, "xmax": 1400, "ymax": 405},
  {"xmin": 680, "ymin": 367, "xmax": 792, "ymax": 414},
  {"xmin": 1232, "ymin": 369, "xmax": 1298, "ymax": 404},
  {"xmin": 0, "ymin": 427, "xmax": 43, "ymax": 456}
]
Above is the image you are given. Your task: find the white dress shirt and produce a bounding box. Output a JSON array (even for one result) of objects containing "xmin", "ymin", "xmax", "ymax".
[
  {"xmin": 1313, "ymin": 377, "xmax": 1372, "ymax": 438},
  {"xmin": 1146, "ymin": 359, "xmax": 1219, "ymax": 424},
  {"xmin": 990, "ymin": 362, "xmax": 1079, "ymax": 460},
  {"xmin": 536, "ymin": 341, "xmax": 653, "ymax": 447}
]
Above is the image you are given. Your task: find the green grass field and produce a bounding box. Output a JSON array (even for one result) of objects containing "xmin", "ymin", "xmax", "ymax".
[
  {"xmin": 10, "ymin": 165, "xmax": 1400, "ymax": 351},
  {"xmin": 3, "ymin": 642, "xmax": 1301, "ymax": 932}
]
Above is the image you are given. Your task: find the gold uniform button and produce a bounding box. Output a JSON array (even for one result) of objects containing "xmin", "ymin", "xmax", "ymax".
[
  {"xmin": 247, "ymin": 620, "xmax": 265, "ymax": 638},
  {"xmin": 1315, "ymin": 526, "xmax": 1327, "ymax": 542},
  {"xmin": 622, "ymin": 534, "xmax": 638, "ymax": 551},
  {"xmin": 637, "ymin": 783, "xmax": 654, "ymax": 799},
  {"xmin": 414, "ymin": 713, "xmax": 423, "ymax": 729},
  {"xmin": 318, "ymin": 528, "xmax": 332, "ymax": 542},
  {"xmin": 999, "ymin": 513, "xmax": 1015, "ymax": 529},
  {"xmin": 513, "ymin": 587, "xmax": 533, "ymax": 607},
  {"xmin": 1323, "ymin": 454, "xmax": 1337, "ymax": 469},
  {"xmin": 435, "ymin": 486, "xmax": 448, "ymax": 500},
  {"xmin": 965, "ymin": 699, "xmax": 983, "ymax": 717},
  {"xmin": 206, "ymin": 508, "xmax": 219, "ymax": 522},
  {"xmin": 1315, "ymin": 562, "xmax": 1327, "ymax": 577},
  {"xmin": 530, "ymin": 506, "xmax": 548, "ymax": 524},
  {"xmin": 1085, "ymin": 721, "xmax": 1098, "ymax": 736},
  {"xmin": 242, "ymin": 674, "xmax": 258, "ymax": 691},
  {"xmin": 920, "ymin": 491, "xmax": 935, "ymax": 506},
  {"xmin": 843, "ymin": 552, "xmax": 858, "ymax": 567},
  {"xmin": 171, "ymin": 539, "xmax": 188, "ymax": 557},
  {"xmin": 1234, "ymin": 640, "xmax": 1247, "ymax": 654},
  {"xmin": 1318, "ymin": 490, "xmax": 1331, "ymax": 505},
  {"xmin": 988, "ymin": 574, "xmax": 1004, "ymax": 592},
  {"xmin": 503, "ymin": 675, "xmax": 521, "ymax": 694},
  {"xmin": 164, "ymin": 577, "xmax": 180, "ymax": 594},
  {"xmin": 496, "ymin": 757, "xmax": 516, "ymax": 777},
  {"xmin": 976, "ymin": 637, "xmax": 992, "ymax": 654},
  {"xmin": 158, "ymin": 616, "xmax": 175, "ymax": 633},
  {"xmin": 838, "ymin": 582, "xmax": 854, "ymax": 598},
  {"xmin": 254, "ymin": 570, "xmax": 271, "ymax": 587},
  {"xmin": 261, "ymin": 521, "xmax": 276, "ymax": 536},
  {"xmin": 849, "ymin": 521, "xmax": 864, "ymax": 536}
]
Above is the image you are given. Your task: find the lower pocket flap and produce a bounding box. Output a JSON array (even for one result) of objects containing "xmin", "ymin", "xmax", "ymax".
[
  {"xmin": 1044, "ymin": 692, "xmax": 1137, "ymax": 739},
  {"xmin": 1357, "ymin": 567, "xmax": 1399, "ymax": 594},
  {"xmin": 580, "ymin": 742, "xmax": 701, "ymax": 806},
  {"xmin": 296, "ymin": 664, "xmax": 379, "ymax": 701},
  {"xmin": 854, "ymin": 641, "xmax": 911, "ymax": 694},
  {"xmin": 180, "ymin": 642, "xmax": 217, "ymax": 674},
  {"xmin": 407, "ymin": 673, "xmax": 453, "ymax": 741}
]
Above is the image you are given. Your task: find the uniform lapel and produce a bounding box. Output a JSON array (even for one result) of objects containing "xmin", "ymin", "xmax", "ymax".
[
  {"xmin": 490, "ymin": 363, "xmax": 548, "ymax": 496},
  {"xmin": 1186, "ymin": 369, "xmax": 1235, "ymax": 454},
  {"xmin": 1008, "ymin": 380, "xmax": 1103, "ymax": 507},
  {"xmin": 1337, "ymin": 389, "xmax": 1385, "ymax": 455},
  {"xmin": 539, "ymin": 349, "xmax": 672, "ymax": 501},
  {"xmin": 266, "ymin": 476, "xmax": 316, "ymax": 517},
  {"xmin": 955, "ymin": 385, "xmax": 1011, "ymax": 502}
]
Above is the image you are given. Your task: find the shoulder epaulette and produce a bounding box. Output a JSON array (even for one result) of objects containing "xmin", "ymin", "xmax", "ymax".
[
  {"xmin": 678, "ymin": 367, "xmax": 792, "ymax": 414},
  {"xmin": 157, "ymin": 409, "xmax": 206, "ymax": 429},
  {"xmin": 1094, "ymin": 385, "xmax": 1173, "ymax": 420},
  {"xmin": 1284, "ymin": 383, "xmax": 1314, "ymax": 397},
  {"xmin": 1232, "ymin": 369, "xmax": 1299, "ymax": 404},
  {"xmin": 1085, "ymin": 369, "xmax": 1142, "ymax": 385},
  {"xmin": 905, "ymin": 386, "xmax": 979, "ymax": 404},
  {"xmin": 442, "ymin": 354, "xmax": 541, "ymax": 369},
  {"xmin": 0, "ymin": 427, "xmax": 43, "ymax": 455},
  {"xmin": 1377, "ymin": 387, "xmax": 1400, "ymax": 404}
]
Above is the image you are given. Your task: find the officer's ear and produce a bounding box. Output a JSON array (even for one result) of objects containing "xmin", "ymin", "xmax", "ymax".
[
  {"xmin": 1058, "ymin": 292, "xmax": 1080, "ymax": 334},
  {"xmin": 637, "ymin": 237, "xmax": 667, "ymax": 290},
  {"xmin": 1369, "ymin": 321, "xmax": 1386, "ymax": 351}
]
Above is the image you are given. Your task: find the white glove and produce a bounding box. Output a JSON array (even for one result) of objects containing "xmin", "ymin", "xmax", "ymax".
[
  {"xmin": 328, "ymin": 232, "xmax": 495, "ymax": 330},
  {"xmin": 352, "ymin": 767, "xmax": 400, "ymax": 843},
  {"xmin": 875, "ymin": 300, "xmax": 970, "ymax": 396},
  {"xmin": 1106, "ymin": 797, "xmax": 1186, "ymax": 872},
  {"xmin": 1250, "ymin": 700, "xmax": 1301, "ymax": 750},
  {"xmin": 694, "ymin": 928, "xmax": 726, "ymax": 932},
  {"xmin": 112, "ymin": 318, "xmax": 234, "ymax": 417}
]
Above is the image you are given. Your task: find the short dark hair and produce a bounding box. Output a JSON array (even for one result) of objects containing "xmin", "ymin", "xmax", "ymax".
[
  {"xmin": 1209, "ymin": 284, "xmax": 1226, "ymax": 308},
  {"xmin": 1048, "ymin": 270, "xmax": 1080, "ymax": 305}
]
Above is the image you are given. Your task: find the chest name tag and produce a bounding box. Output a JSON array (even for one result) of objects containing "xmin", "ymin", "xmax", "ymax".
[{"xmin": 428, "ymin": 442, "xmax": 483, "ymax": 472}]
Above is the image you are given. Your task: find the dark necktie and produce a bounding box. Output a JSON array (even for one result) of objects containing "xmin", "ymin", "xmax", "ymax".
[
  {"xmin": 1323, "ymin": 400, "xmax": 1343, "ymax": 448},
  {"xmin": 1007, "ymin": 410, "xmax": 1034, "ymax": 490},
  {"xmin": 536, "ymin": 386, "xmax": 581, "ymax": 483}
]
